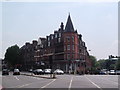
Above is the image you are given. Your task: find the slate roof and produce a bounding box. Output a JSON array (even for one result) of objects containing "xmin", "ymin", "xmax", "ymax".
[{"xmin": 65, "ymin": 14, "xmax": 74, "ymax": 32}]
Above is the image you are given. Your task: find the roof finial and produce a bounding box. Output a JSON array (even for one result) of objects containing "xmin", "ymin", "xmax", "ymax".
[{"xmin": 68, "ymin": 12, "xmax": 70, "ymax": 16}]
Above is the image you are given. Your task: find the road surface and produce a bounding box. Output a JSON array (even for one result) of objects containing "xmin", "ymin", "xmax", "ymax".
[{"xmin": 2, "ymin": 72, "xmax": 119, "ymax": 90}]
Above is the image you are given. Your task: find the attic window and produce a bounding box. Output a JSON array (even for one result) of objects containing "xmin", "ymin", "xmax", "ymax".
[
  {"xmin": 55, "ymin": 33, "xmax": 57, "ymax": 38},
  {"xmin": 48, "ymin": 37, "xmax": 50, "ymax": 41},
  {"xmin": 51, "ymin": 35, "xmax": 53, "ymax": 39},
  {"xmin": 58, "ymin": 38, "xmax": 61, "ymax": 43},
  {"xmin": 59, "ymin": 33, "xmax": 61, "ymax": 37},
  {"xmin": 48, "ymin": 42, "xmax": 50, "ymax": 46}
]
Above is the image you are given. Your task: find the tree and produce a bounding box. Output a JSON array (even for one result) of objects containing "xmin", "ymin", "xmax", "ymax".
[
  {"xmin": 4, "ymin": 45, "xmax": 21, "ymax": 68},
  {"xmin": 98, "ymin": 58, "xmax": 117, "ymax": 71},
  {"xmin": 98, "ymin": 59, "xmax": 106, "ymax": 69},
  {"xmin": 89, "ymin": 55, "xmax": 97, "ymax": 67},
  {"xmin": 116, "ymin": 58, "xmax": 120, "ymax": 70},
  {"xmin": 89, "ymin": 55, "xmax": 99, "ymax": 74}
]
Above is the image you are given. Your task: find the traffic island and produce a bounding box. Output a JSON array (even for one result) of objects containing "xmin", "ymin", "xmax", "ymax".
[{"xmin": 21, "ymin": 73, "xmax": 56, "ymax": 79}]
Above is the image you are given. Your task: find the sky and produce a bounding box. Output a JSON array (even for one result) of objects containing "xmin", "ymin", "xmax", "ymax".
[{"xmin": 1, "ymin": 1, "xmax": 118, "ymax": 60}]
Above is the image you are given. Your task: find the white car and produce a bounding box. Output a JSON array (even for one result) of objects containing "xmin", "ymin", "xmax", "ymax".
[
  {"xmin": 109, "ymin": 70, "xmax": 115, "ymax": 75},
  {"xmin": 116, "ymin": 70, "xmax": 120, "ymax": 75},
  {"xmin": 13, "ymin": 69, "xmax": 20, "ymax": 75},
  {"xmin": 54, "ymin": 69, "xmax": 64, "ymax": 74},
  {"xmin": 28, "ymin": 69, "xmax": 33, "ymax": 72},
  {"xmin": 33, "ymin": 69, "xmax": 44, "ymax": 75},
  {"xmin": 44, "ymin": 69, "xmax": 51, "ymax": 74}
]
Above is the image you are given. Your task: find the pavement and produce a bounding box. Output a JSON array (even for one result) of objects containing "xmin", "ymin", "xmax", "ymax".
[{"xmin": 2, "ymin": 72, "xmax": 119, "ymax": 90}]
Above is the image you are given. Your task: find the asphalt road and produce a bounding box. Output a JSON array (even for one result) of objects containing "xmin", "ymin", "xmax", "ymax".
[{"xmin": 2, "ymin": 72, "xmax": 119, "ymax": 90}]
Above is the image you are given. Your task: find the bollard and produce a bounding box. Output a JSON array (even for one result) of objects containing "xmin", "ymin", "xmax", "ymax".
[
  {"xmin": 53, "ymin": 73, "xmax": 56, "ymax": 78},
  {"xmin": 50, "ymin": 74, "xmax": 52, "ymax": 78}
]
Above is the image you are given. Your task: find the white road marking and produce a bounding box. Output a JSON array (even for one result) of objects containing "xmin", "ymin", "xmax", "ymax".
[
  {"xmin": 69, "ymin": 77, "xmax": 73, "ymax": 89},
  {"xmin": 10, "ymin": 76, "xmax": 44, "ymax": 88},
  {"xmin": 29, "ymin": 76, "xmax": 42, "ymax": 80},
  {"xmin": 13, "ymin": 79, "xmax": 43, "ymax": 88},
  {"xmin": 41, "ymin": 79, "xmax": 56, "ymax": 88},
  {"xmin": 100, "ymin": 76, "xmax": 118, "ymax": 85},
  {"xmin": 18, "ymin": 83, "xmax": 33, "ymax": 88},
  {"xmin": 85, "ymin": 76, "xmax": 102, "ymax": 90},
  {"xmin": 14, "ymin": 76, "xmax": 19, "ymax": 80}
]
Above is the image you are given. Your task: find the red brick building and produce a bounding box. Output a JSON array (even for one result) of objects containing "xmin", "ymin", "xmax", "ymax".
[{"xmin": 21, "ymin": 14, "xmax": 92, "ymax": 74}]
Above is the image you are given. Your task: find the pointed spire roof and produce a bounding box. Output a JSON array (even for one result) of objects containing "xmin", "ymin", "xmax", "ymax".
[{"xmin": 65, "ymin": 14, "xmax": 74, "ymax": 32}]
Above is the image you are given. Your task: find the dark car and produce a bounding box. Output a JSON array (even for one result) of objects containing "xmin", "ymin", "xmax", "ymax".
[
  {"xmin": 99, "ymin": 71, "xmax": 107, "ymax": 75},
  {"xmin": 13, "ymin": 69, "xmax": 20, "ymax": 75},
  {"xmin": 2, "ymin": 69, "xmax": 9, "ymax": 75},
  {"xmin": 33, "ymin": 69, "xmax": 43, "ymax": 75},
  {"xmin": 28, "ymin": 69, "xmax": 33, "ymax": 72}
]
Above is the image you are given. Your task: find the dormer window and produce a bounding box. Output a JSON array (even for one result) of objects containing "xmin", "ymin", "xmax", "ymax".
[
  {"xmin": 59, "ymin": 33, "xmax": 61, "ymax": 37},
  {"xmin": 48, "ymin": 37, "xmax": 50, "ymax": 41},
  {"xmin": 55, "ymin": 33, "xmax": 57, "ymax": 38},
  {"xmin": 51, "ymin": 35, "xmax": 53, "ymax": 39},
  {"xmin": 58, "ymin": 38, "xmax": 61, "ymax": 43},
  {"xmin": 48, "ymin": 42, "xmax": 50, "ymax": 46}
]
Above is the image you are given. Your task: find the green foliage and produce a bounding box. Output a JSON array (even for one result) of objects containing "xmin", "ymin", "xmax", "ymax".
[
  {"xmin": 109, "ymin": 64, "xmax": 116, "ymax": 70},
  {"xmin": 89, "ymin": 55, "xmax": 118, "ymax": 74},
  {"xmin": 89, "ymin": 55, "xmax": 97, "ymax": 68},
  {"xmin": 89, "ymin": 55, "xmax": 99, "ymax": 74},
  {"xmin": 98, "ymin": 59, "xmax": 107, "ymax": 69},
  {"xmin": 4, "ymin": 45, "xmax": 21, "ymax": 67},
  {"xmin": 98, "ymin": 58, "xmax": 117, "ymax": 70},
  {"xmin": 116, "ymin": 58, "xmax": 120, "ymax": 70}
]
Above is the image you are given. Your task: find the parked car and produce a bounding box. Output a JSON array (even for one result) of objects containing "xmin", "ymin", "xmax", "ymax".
[
  {"xmin": 109, "ymin": 70, "xmax": 115, "ymax": 75},
  {"xmin": 2, "ymin": 69, "xmax": 9, "ymax": 75},
  {"xmin": 116, "ymin": 70, "xmax": 120, "ymax": 75},
  {"xmin": 33, "ymin": 69, "xmax": 43, "ymax": 75},
  {"xmin": 99, "ymin": 71, "xmax": 107, "ymax": 75},
  {"xmin": 44, "ymin": 69, "xmax": 51, "ymax": 74},
  {"xmin": 28, "ymin": 69, "xmax": 33, "ymax": 72},
  {"xmin": 99, "ymin": 69, "xmax": 107, "ymax": 75},
  {"xmin": 54, "ymin": 69, "xmax": 64, "ymax": 74},
  {"xmin": 13, "ymin": 69, "xmax": 20, "ymax": 75}
]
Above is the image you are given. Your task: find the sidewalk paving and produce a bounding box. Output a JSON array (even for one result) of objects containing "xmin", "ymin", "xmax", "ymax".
[{"xmin": 21, "ymin": 72, "xmax": 56, "ymax": 79}]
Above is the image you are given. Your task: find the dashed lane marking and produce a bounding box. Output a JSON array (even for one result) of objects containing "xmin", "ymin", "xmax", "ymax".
[
  {"xmin": 41, "ymin": 79, "xmax": 56, "ymax": 88},
  {"xmin": 9, "ymin": 76, "xmax": 44, "ymax": 88},
  {"xmin": 85, "ymin": 76, "xmax": 102, "ymax": 90},
  {"xmin": 17, "ymin": 83, "xmax": 33, "ymax": 88},
  {"xmin": 69, "ymin": 77, "xmax": 73, "ymax": 90},
  {"xmin": 14, "ymin": 76, "xmax": 19, "ymax": 80}
]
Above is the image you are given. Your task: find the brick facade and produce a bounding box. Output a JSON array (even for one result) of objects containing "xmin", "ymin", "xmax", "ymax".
[{"xmin": 20, "ymin": 14, "xmax": 92, "ymax": 74}]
